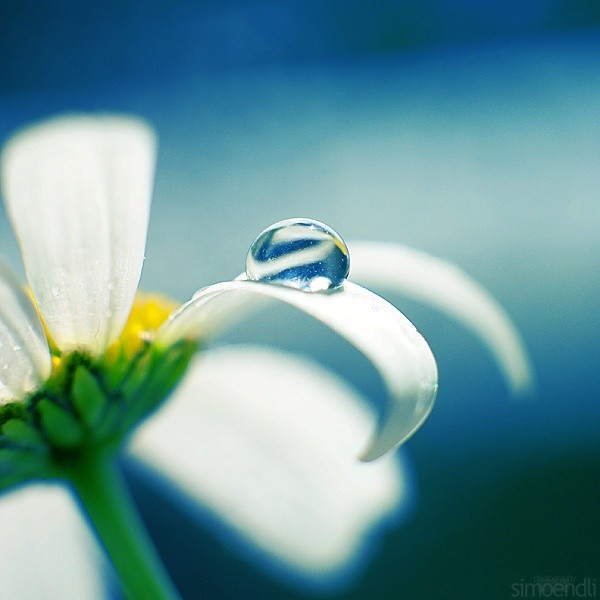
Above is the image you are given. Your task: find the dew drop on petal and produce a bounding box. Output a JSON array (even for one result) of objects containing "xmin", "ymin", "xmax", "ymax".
[{"xmin": 245, "ymin": 218, "xmax": 350, "ymax": 292}]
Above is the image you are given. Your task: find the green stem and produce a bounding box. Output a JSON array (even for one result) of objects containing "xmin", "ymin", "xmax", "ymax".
[{"xmin": 68, "ymin": 452, "xmax": 180, "ymax": 600}]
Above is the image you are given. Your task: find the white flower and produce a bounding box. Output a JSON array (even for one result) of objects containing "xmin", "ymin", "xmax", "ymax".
[{"xmin": 0, "ymin": 115, "xmax": 533, "ymax": 598}]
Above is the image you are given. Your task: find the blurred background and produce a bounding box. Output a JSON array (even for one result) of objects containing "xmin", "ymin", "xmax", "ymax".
[{"xmin": 1, "ymin": 1, "xmax": 599, "ymax": 599}]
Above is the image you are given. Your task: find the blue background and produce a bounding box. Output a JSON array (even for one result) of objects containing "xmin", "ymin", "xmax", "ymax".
[{"xmin": 1, "ymin": 2, "xmax": 599, "ymax": 599}]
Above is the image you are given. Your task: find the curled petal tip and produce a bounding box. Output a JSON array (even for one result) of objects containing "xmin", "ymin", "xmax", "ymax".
[
  {"xmin": 158, "ymin": 279, "xmax": 439, "ymax": 459},
  {"xmin": 360, "ymin": 379, "xmax": 438, "ymax": 462},
  {"xmin": 349, "ymin": 241, "xmax": 536, "ymax": 399},
  {"xmin": 509, "ymin": 369, "xmax": 537, "ymax": 400}
]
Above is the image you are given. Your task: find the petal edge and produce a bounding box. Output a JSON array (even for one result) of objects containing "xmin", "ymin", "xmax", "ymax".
[
  {"xmin": 348, "ymin": 241, "xmax": 535, "ymax": 396},
  {"xmin": 157, "ymin": 279, "xmax": 438, "ymax": 460},
  {"xmin": 1, "ymin": 115, "xmax": 156, "ymax": 353},
  {"xmin": 130, "ymin": 346, "xmax": 408, "ymax": 580},
  {"xmin": 0, "ymin": 258, "xmax": 50, "ymax": 401}
]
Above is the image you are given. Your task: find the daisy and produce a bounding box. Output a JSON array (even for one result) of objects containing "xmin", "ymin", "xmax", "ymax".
[{"xmin": 0, "ymin": 115, "xmax": 533, "ymax": 599}]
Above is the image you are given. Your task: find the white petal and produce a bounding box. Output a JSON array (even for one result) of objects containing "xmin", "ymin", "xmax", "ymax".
[
  {"xmin": 0, "ymin": 484, "xmax": 107, "ymax": 599},
  {"xmin": 157, "ymin": 281, "xmax": 438, "ymax": 460},
  {"xmin": 1, "ymin": 115, "xmax": 156, "ymax": 354},
  {"xmin": 0, "ymin": 259, "xmax": 50, "ymax": 402},
  {"xmin": 348, "ymin": 241, "xmax": 535, "ymax": 395},
  {"xmin": 130, "ymin": 346, "xmax": 409, "ymax": 580}
]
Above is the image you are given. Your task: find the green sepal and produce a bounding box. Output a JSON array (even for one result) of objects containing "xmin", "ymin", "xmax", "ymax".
[
  {"xmin": 93, "ymin": 402, "xmax": 124, "ymax": 444},
  {"xmin": 101, "ymin": 344, "xmax": 131, "ymax": 392},
  {"xmin": 0, "ymin": 401, "xmax": 27, "ymax": 427},
  {"xmin": 0, "ymin": 446, "xmax": 52, "ymax": 494},
  {"xmin": 1, "ymin": 419, "xmax": 44, "ymax": 447},
  {"xmin": 0, "ymin": 402, "xmax": 52, "ymax": 493},
  {"xmin": 0, "ymin": 337, "xmax": 197, "ymax": 496},
  {"xmin": 72, "ymin": 366, "xmax": 108, "ymax": 427},
  {"xmin": 37, "ymin": 398, "xmax": 85, "ymax": 449},
  {"xmin": 118, "ymin": 340, "xmax": 196, "ymax": 434},
  {"xmin": 0, "ymin": 447, "xmax": 45, "ymax": 468}
]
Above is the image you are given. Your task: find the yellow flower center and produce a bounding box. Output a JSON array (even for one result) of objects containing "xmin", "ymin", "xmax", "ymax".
[
  {"xmin": 105, "ymin": 292, "xmax": 179, "ymax": 361},
  {"xmin": 37, "ymin": 292, "xmax": 178, "ymax": 371},
  {"xmin": 4, "ymin": 292, "xmax": 195, "ymax": 458}
]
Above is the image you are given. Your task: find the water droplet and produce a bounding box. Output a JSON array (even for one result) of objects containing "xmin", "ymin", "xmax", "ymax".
[{"xmin": 245, "ymin": 218, "xmax": 350, "ymax": 292}]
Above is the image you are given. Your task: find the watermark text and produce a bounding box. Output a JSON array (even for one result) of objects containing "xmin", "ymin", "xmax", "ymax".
[{"xmin": 511, "ymin": 576, "xmax": 597, "ymax": 598}]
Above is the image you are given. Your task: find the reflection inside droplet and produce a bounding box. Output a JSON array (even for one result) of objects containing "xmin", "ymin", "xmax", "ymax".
[{"xmin": 245, "ymin": 218, "xmax": 350, "ymax": 292}]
